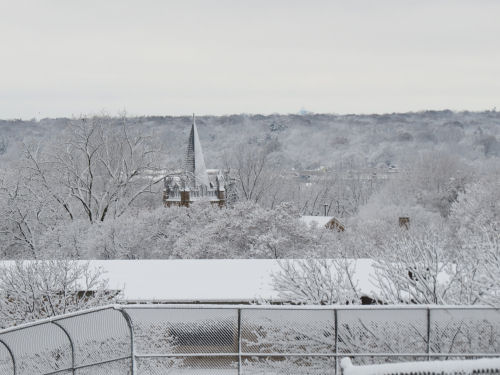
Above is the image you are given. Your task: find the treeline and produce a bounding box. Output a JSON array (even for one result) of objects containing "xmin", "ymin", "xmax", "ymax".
[{"xmin": 1, "ymin": 110, "xmax": 499, "ymax": 170}]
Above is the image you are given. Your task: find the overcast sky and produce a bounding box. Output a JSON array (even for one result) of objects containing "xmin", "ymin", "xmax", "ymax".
[{"xmin": 0, "ymin": 0, "xmax": 499, "ymax": 119}]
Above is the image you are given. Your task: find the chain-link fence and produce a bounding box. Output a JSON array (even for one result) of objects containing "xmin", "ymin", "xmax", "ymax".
[{"xmin": 1, "ymin": 304, "xmax": 499, "ymax": 374}]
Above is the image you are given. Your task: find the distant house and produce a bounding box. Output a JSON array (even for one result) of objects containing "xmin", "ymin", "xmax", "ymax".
[
  {"xmin": 399, "ymin": 216, "xmax": 410, "ymax": 229},
  {"xmin": 163, "ymin": 114, "xmax": 227, "ymax": 207},
  {"xmin": 300, "ymin": 216, "xmax": 345, "ymax": 232}
]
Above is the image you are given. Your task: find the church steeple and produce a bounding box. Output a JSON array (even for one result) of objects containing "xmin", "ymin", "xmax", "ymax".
[
  {"xmin": 163, "ymin": 113, "xmax": 226, "ymax": 207},
  {"xmin": 184, "ymin": 114, "xmax": 210, "ymax": 187}
]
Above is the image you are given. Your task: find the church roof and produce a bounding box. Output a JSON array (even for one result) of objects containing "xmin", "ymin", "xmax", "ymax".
[{"xmin": 185, "ymin": 114, "xmax": 210, "ymax": 187}]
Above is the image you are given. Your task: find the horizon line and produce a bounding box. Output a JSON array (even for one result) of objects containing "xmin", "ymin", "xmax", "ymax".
[{"xmin": 1, "ymin": 107, "xmax": 498, "ymax": 122}]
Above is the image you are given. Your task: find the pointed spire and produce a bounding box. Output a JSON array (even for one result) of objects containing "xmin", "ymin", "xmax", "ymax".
[{"xmin": 185, "ymin": 113, "xmax": 209, "ymax": 187}]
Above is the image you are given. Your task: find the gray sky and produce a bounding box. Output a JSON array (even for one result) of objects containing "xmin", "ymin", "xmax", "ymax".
[{"xmin": 0, "ymin": 0, "xmax": 499, "ymax": 119}]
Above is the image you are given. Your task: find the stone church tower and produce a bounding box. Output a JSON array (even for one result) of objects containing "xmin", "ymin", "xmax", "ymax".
[{"xmin": 163, "ymin": 114, "xmax": 226, "ymax": 207}]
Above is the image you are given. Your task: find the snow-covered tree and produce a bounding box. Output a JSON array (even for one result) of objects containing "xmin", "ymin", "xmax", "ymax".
[
  {"xmin": 372, "ymin": 228, "xmax": 459, "ymax": 304},
  {"xmin": 448, "ymin": 178, "xmax": 500, "ymax": 305},
  {"xmin": 171, "ymin": 201, "xmax": 337, "ymax": 259},
  {"xmin": 270, "ymin": 221, "xmax": 499, "ymax": 306},
  {"xmin": 0, "ymin": 115, "xmax": 163, "ymax": 257},
  {"xmin": 272, "ymin": 259, "xmax": 360, "ymax": 304},
  {"xmin": 0, "ymin": 166, "xmax": 58, "ymax": 257},
  {"xmin": 0, "ymin": 260, "xmax": 119, "ymax": 328},
  {"xmin": 449, "ymin": 177, "xmax": 500, "ymax": 233}
]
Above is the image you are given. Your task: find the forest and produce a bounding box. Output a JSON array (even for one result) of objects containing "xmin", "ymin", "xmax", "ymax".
[{"xmin": 0, "ymin": 110, "xmax": 498, "ymax": 261}]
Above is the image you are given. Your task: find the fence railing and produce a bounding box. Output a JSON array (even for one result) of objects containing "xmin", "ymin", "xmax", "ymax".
[
  {"xmin": 1, "ymin": 304, "xmax": 500, "ymax": 374},
  {"xmin": 340, "ymin": 357, "xmax": 500, "ymax": 375}
]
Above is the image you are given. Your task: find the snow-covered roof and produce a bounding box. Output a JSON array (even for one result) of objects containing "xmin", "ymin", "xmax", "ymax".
[
  {"xmin": 300, "ymin": 215, "xmax": 336, "ymax": 227},
  {"xmin": 99, "ymin": 259, "xmax": 279, "ymax": 302},
  {"xmin": 0, "ymin": 259, "xmax": 379, "ymax": 302},
  {"xmin": 110, "ymin": 259, "xmax": 378, "ymax": 302},
  {"xmin": 98, "ymin": 259, "xmax": 379, "ymax": 302}
]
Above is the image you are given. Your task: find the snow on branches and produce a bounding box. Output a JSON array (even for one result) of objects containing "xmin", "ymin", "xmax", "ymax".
[{"xmin": 0, "ymin": 260, "xmax": 119, "ymax": 328}]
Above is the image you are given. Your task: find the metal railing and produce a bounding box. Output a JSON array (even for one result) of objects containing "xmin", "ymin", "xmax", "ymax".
[
  {"xmin": 1, "ymin": 304, "xmax": 500, "ymax": 374},
  {"xmin": 340, "ymin": 357, "xmax": 500, "ymax": 375}
]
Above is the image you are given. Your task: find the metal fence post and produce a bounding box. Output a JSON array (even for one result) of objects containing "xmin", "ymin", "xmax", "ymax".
[
  {"xmin": 0, "ymin": 338, "xmax": 16, "ymax": 375},
  {"xmin": 427, "ymin": 307, "xmax": 431, "ymax": 361},
  {"xmin": 52, "ymin": 321, "xmax": 75, "ymax": 375},
  {"xmin": 117, "ymin": 308, "xmax": 136, "ymax": 375},
  {"xmin": 334, "ymin": 308, "xmax": 339, "ymax": 375},
  {"xmin": 237, "ymin": 308, "xmax": 242, "ymax": 375}
]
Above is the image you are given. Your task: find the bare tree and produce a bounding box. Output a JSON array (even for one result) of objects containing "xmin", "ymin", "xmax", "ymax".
[
  {"xmin": 23, "ymin": 115, "xmax": 162, "ymax": 223},
  {"xmin": 228, "ymin": 143, "xmax": 280, "ymax": 205}
]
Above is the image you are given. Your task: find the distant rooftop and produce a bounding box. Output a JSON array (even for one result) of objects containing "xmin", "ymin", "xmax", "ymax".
[{"xmin": 300, "ymin": 216, "xmax": 335, "ymax": 227}]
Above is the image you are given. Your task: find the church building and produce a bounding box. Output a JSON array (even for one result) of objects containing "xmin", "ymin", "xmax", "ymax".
[{"xmin": 163, "ymin": 115, "xmax": 226, "ymax": 207}]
